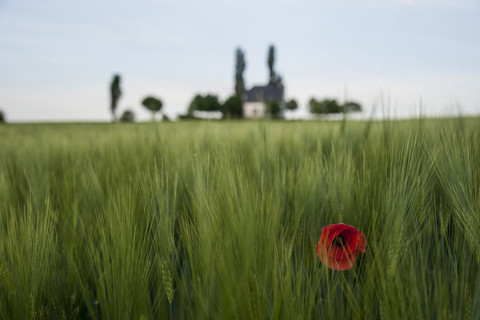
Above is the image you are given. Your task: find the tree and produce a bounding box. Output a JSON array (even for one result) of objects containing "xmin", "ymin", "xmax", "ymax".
[
  {"xmin": 309, "ymin": 98, "xmax": 327, "ymax": 114},
  {"xmin": 187, "ymin": 95, "xmax": 202, "ymax": 116},
  {"xmin": 324, "ymin": 99, "xmax": 342, "ymax": 113},
  {"xmin": 223, "ymin": 94, "xmax": 243, "ymax": 119},
  {"xmin": 309, "ymin": 98, "xmax": 362, "ymax": 115},
  {"xmin": 266, "ymin": 100, "xmax": 282, "ymax": 119},
  {"xmin": 343, "ymin": 101, "xmax": 362, "ymax": 113},
  {"xmin": 142, "ymin": 96, "xmax": 163, "ymax": 120},
  {"xmin": 110, "ymin": 74, "xmax": 122, "ymax": 121},
  {"xmin": 267, "ymin": 45, "xmax": 276, "ymax": 84},
  {"xmin": 285, "ymin": 99, "xmax": 298, "ymax": 111},
  {"xmin": 0, "ymin": 110, "xmax": 5, "ymax": 123},
  {"xmin": 235, "ymin": 48, "xmax": 246, "ymax": 98},
  {"xmin": 309, "ymin": 98, "xmax": 341, "ymax": 115},
  {"xmin": 203, "ymin": 94, "xmax": 221, "ymax": 112},
  {"xmin": 119, "ymin": 109, "xmax": 135, "ymax": 122},
  {"xmin": 187, "ymin": 94, "xmax": 222, "ymax": 116}
]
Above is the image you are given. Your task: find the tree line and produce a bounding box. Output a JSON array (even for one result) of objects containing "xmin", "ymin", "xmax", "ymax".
[
  {"xmin": 180, "ymin": 44, "xmax": 361, "ymax": 120},
  {"xmin": 0, "ymin": 44, "xmax": 362, "ymax": 125},
  {"xmin": 309, "ymin": 99, "xmax": 362, "ymax": 115},
  {"xmin": 108, "ymin": 44, "xmax": 362, "ymax": 122}
]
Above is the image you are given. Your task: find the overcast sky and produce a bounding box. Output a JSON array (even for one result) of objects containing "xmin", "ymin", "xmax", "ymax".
[{"xmin": 1, "ymin": 0, "xmax": 479, "ymax": 122}]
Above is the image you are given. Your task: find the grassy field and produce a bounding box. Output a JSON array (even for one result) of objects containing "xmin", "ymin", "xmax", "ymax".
[{"xmin": 0, "ymin": 118, "xmax": 479, "ymax": 319}]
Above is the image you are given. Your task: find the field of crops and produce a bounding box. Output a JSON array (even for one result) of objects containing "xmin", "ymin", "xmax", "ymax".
[{"xmin": 0, "ymin": 118, "xmax": 479, "ymax": 319}]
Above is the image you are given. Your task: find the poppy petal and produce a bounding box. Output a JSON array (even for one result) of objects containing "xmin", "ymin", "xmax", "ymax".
[
  {"xmin": 321, "ymin": 252, "xmax": 358, "ymax": 271},
  {"xmin": 355, "ymin": 231, "xmax": 366, "ymax": 255},
  {"xmin": 324, "ymin": 223, "xmax": 349, "ymax": 244}
]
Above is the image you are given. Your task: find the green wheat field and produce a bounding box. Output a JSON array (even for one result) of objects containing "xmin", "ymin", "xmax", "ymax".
[{"xmin": 0, "ymin": 118, "xmax": 479, "ymax": 319}]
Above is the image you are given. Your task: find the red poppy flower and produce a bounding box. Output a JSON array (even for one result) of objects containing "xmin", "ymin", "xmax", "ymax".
[{"xmin": 316, "ymin": 223, "xmax": 366, "ymax": 270}]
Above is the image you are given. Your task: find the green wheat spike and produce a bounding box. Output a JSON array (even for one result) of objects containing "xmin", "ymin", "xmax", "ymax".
[{"xmin": 161, "ymin": 260, "xmax": 174, "ymax": 305}]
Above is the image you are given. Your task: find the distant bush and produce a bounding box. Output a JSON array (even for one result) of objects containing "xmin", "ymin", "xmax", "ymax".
[
  {"xmin": 0, "ymin": 110, "xmax": 5, "ymax": 123},
  {"xmin": 309, "ymin": 98, "xmax": 341, "ymax": 114},
  {"xmin": 285, "ymin": 99, "xmax": 298, "ymax": 111},
  {"xmin": 309, "ymin": 98, "xmax": 362, "ymax": 115},
  {"xmin": 119, "ymin": 109, "xmax": 135, "ymax": 123},
  {"xmin": 266, "ymin": 100, "xmax": 282, "ymax": 119},
  {"xmin": 223, "ymin": 95, "xmax": 243, "ymax": 119},
  {"xmin": 178, "ymin": 113, "xmax": 197, "ymax": 120},
  {"xmin": 343, "ymin": 101, "xmax": 362, "ymax": 112},
  {"xmin": 187, "ymin": 94, "xmax": 222, "ymax": 116}
]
